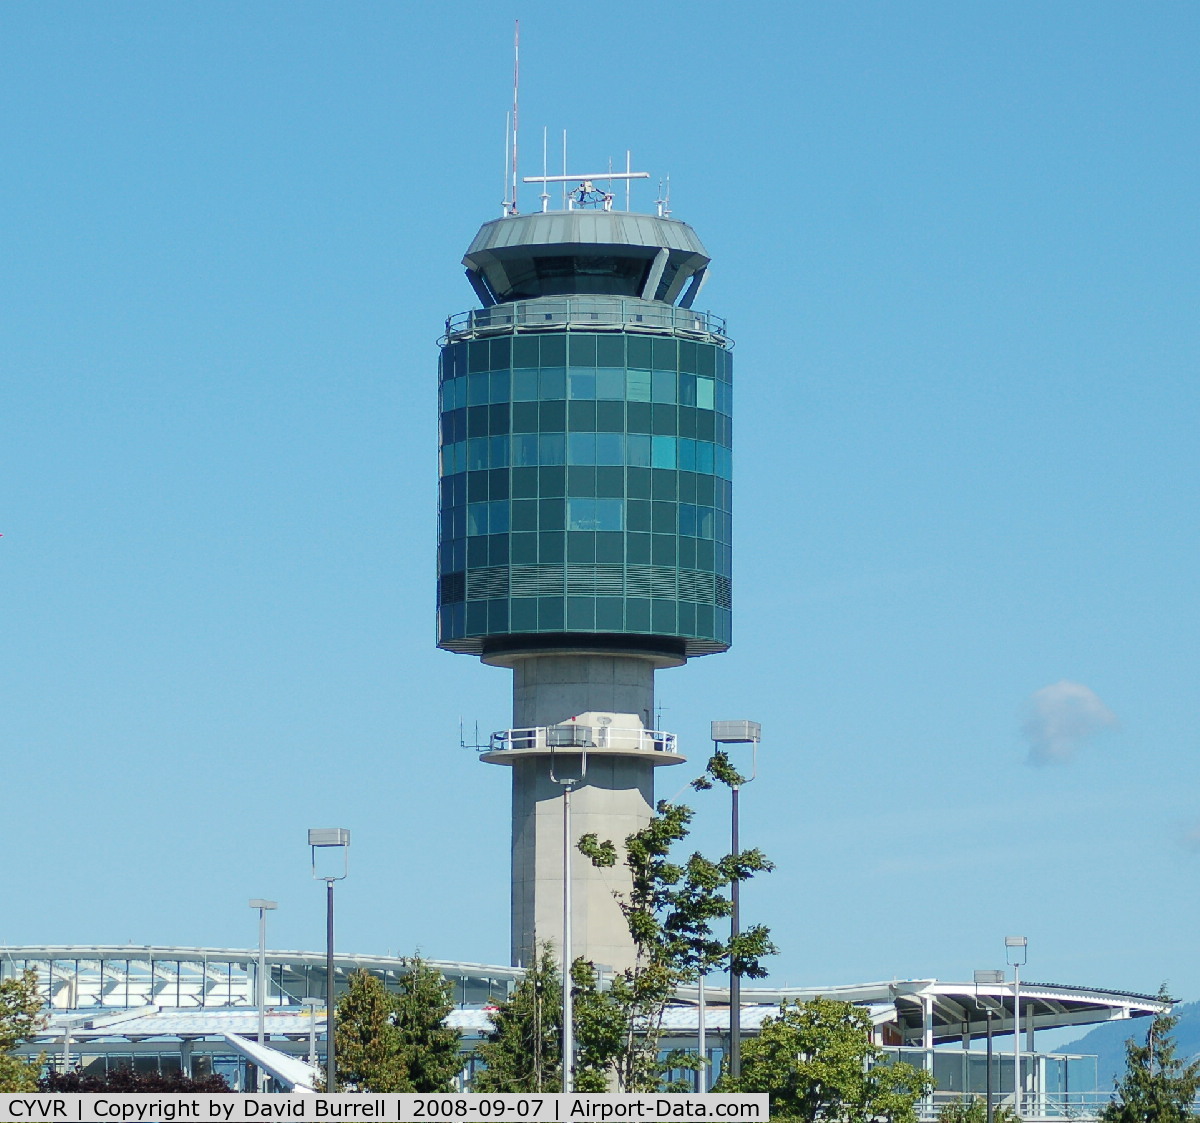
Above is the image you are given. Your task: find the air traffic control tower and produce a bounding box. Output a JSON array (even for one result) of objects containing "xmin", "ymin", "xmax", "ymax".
[{"xmin": 437, "ymin": 179, "xmax": 734, "ymax": 971}]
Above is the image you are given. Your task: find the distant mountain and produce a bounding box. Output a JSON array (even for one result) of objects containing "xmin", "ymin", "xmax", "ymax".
[{"xmin": 1054, "ymin": 1001, "xmax": 1200, "ymax": 1091}]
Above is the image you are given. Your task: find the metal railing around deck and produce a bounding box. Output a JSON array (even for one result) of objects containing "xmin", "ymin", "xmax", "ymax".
[
  {"xmin": 488, "ymin": 723, "xmax": 679, "ymax": 756},
  {"xmin": 443, "ymin": 298, "xmax": 728, "ymax": 344}
]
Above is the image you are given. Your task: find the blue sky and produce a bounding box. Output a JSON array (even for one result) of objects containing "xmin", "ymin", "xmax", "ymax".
[{"xmin": 3, "ymin": 1, "xmax": 1198, "ymax": 1004}]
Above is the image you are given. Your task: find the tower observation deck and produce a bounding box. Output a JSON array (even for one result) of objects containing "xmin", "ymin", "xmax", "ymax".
[{"xmin": 437, "ymin": 195, "xmax": 735, "ymax": 971}]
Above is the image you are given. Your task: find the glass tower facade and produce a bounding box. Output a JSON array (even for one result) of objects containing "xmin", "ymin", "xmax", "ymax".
[{"xmin": 436, "ymin": 210, "xmax": 733, "ymax": 659}]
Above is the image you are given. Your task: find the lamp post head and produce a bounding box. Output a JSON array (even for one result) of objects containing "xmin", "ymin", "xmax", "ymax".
[
  {"xmin": 249, "ymin": 899, "xmax": 278, "ymax": 911},
  {"xmin": 308, "ymin": 827, "xmax": 351, "ymax": 881},
  {"xmin": 710, "ymin": 721, "xmax": 761, "ymax": 744},
  {"xmin": 1004, "ymin": 935, "xmax": 1028, "ymax": 965}
]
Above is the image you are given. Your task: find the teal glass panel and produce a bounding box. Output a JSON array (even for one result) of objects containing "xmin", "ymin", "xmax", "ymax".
[
  {"xmin": 652, "ymin": 337, "xmax": 677, "ymax": 370},
  {"xmin": 568, "ymin": 432, "xmax": 596, "ymax": 465},
  {"xmin": 511, "ymin": 500, "xmax": 538, "ymax": 532},
  {"xmin": 627, "ymin": 533, "xmax": 651, "ymax": 563},
  {"xmin": 679, "ymin": 504, "xmax": 697, "ymax": 537},
  {"xmin": 567, "ymin": 597, "xmax": 595, "ymax": 629},
  {"xmin": 512, "ymin": 336, "xmax": 539, "ymax": 367},
  {"xmin": 627, "ymin": 434, "xmax": 651, "ymax": 467},
  {"xmin": 489, "ymin": 439, "xmax": 510, "ymax": 471},
  {"xmin": 596, "ymin": 335, "xmax": 624, "ymax": 366},
  {"xmin": 651, "ymin": 370, "xmax": 677, "ymax": 404},
  {"xmin": 696, "ymin": 441, "xmax": 715, "ymax": 474},
  {"xmin": 568, "ymin": 369, "xmax": 597, "ymax": 399},
  {"xmin": 512, "ymin": 402, "xmax": 538, "ymax": 432},
  {"xmin": 698, "ymin": 343, "xmax": 716, "ymax": 377},
  {"xmin": 467, "ymin": 502, "xmax": 488, "ymax": 536},
  {"xmin": 678, "ymin": 373, "xmax": 697, "ymax": 407},
  {"xmin": 626, "ymin": 335, "xmax": 653, "ymax": 368},
  {"xmin": 489, "ymin": 500, "xmax": 510, "ymax": 533},
  {"xmin": 539, "ymin": 433, "xmax": 565, "ymax": 465},
  {"xmin": 652, "ymin": 599, "xmax": 676, "ymax": 632},
  {"xmin": 511, "ymin": 467, "xmax": 538, "ymax": 497},
  {"xmin": 512, "ymin": 369, "xmax": 539, "ymax": 401},
  {"xmin": 627, "ymin": 369, "xmax": 652, "ymax": 402},
  {"xmin": 678, "ymin": 438, "xmax": 696, "ymax": 472},
  {"xmin": 510, "ymin": 598, "xmax": 537, "ymax": 631},
  {"xmin": 490, "ymin": 369, "xmax": 511, "ymax": 403},
  {"xmin": 538, "ymin": 596, "xmax": 565, "ymax": 628},
  {"xmin": 697, "ymin": 507, "xmax": 715, "ymax": 539},
  {"xmin": 651, "ymin": 435, "xmax": 676, "ymax": 469},
  {"xmin": 468, "ymin": 437, "xmax": 489, "ymax": 471},
  {"xmin": 467, "ymin": 372, "xmax": 490, "ymax": 406},
  {"xmin": 539, "ymin": 532, "xmax": 564, "ymax": 562},
  {"xmin": 489, "ymin": 336, "xmax": 511, "ymax": 370},
  {"xmin": 595, "ymin": 532, "xmax": 623, "ymax": 563},
  {"xmin": 716, "ymin": 445, "xmax": 732, "ymax": 480},
  {"xmin": 596, "ymin": 466, "xmax": 623, "ymax": 496},
  {"xmin": 596, "ymin": 400, "xmax": 624, "ymax": 431},
  {"xmin": 595, "ymin": 433, "xmax": 623, "ymax": 465},
  {"xmin": 468, "ymin": 340, "xmax": 490, "ymax": 373},
  {"xmin": 567, "ymin": 532, "xmax": 595, "ymax": 562},
  {"xmin": 568, "ymin": 401, "xmax": 597, "ymax": 430},
  {"xmin": 679, "ymin": 340, "xmax": 698, "ymax": 374},
  {"xmin": 539, "ymin": 498, "xmax": 565, "ymax": 530},
  {"xmin": 696, "ymin": 378, "xmax": 715, "ymax": 410},
  {"xmin": 627, "ymin": 500, "xmax": 651, "ymax": 532},
  {"xmin": 596, "ymin": 368, "xmax": 625, "ymax": 399},
  {"xmin": 540, "ymin": 335, "xmax": 566, "ymax": 365},
  {"xmin": 678, "ymin": 602, "xmax": 696, "ymax": 635},
  {"xmin": 626, "ymin": 598, "xmax": 651, "ymax": 630},
  {"xmin": 540, "ymin": 465, "xmax": 565, "ymax": 495},
  {"xmin": 539, "ymin": 367, "xmax": 567, "ymax": 399},
  {"xmin": 596, "ymin": 597, "xmax": 623, "ymax": 629},
  {"xmin": 566, "ymin": 497, "xmax": 624, "ymax": 532},
  {"xmin": 512, "ymin": 433, "xmax": 539, "ymax": 467},
  {"xmin": 568, "ymin": 334, "xmax": 598, "ymax": 365},
  {"xmin": 567, "ymin": 466, "xmax": 596, "ymax": 495}
]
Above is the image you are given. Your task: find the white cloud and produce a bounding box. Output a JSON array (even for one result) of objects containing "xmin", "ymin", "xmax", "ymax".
[{"xmin": 1021, "ymin": 680, "xmax": 1119, "ymax": 765}]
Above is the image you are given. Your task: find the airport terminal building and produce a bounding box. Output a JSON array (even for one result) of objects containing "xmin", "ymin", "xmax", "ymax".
[{"xmin": 3, "ymin": 944, "xmax": 1165, "ymax": 1117}]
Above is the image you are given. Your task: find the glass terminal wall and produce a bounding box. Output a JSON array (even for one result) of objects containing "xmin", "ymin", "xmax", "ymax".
[{"xmin": 436, "ymin": 331, "xmax": 733, "ymax": 654}]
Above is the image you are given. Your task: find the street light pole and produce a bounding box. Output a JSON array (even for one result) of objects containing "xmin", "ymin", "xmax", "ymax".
[
  {"xmin": 710, "ymin": 720, "xmax": 761, "ymax": 1081},
  {"xmin": 974, "ymin": 968, "xmax": 1005, "ymax": 1123},
  {"xmin": 549, "ymin": 739, "xmax": 586, "ymax": 1094},
  {"xmin": 1005, "ymin": 936, "xmax": 1028, "ymax": 1117},
  {"xmin": 309, "ymin": 828, "xmax": 350, "ymax": 1092},
  {"xmin": 249, "ymin": 897, "xmax": 278, "ymax": 1091}
]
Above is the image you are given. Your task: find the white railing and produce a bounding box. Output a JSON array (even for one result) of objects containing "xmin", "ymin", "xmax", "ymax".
[
  {"xmin": 488, "ymin": 723, "xmax": 679, "ymax": 756},
  {"xmin": 443, "ymin": 297, "xmax": 727, "ymax": 344}
]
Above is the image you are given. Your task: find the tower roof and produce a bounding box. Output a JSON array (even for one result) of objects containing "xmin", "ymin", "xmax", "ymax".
[{"xmin": 462, "ymin": 211, "xmax": 711, "ymax": 307}]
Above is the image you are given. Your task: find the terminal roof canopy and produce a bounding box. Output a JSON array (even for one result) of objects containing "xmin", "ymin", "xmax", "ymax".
[{"xmin": 463, "ymin": 211, "xmax": 711, "ymax": 307}]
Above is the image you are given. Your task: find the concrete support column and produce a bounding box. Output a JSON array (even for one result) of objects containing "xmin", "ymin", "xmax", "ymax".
[{"xmin": 483, "ymin": 652, "xmax": 684, "ymax": 972}]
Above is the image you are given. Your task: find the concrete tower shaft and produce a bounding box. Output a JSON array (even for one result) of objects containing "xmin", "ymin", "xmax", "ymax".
[{"xmin": 437, "ymin": 205, "xmax": 734, "ymax": 971}]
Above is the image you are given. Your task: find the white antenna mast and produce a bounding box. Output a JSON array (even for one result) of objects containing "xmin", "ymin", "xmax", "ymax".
[
  {"xmin": 541, "ymin": 126, "xmax": 550, "ymax": 212},
  {"xmin": 502, "ymin": 112, "xmax": 511, "ymax": 216},
  {"xmin": 561, "ymin": 129, "xmax": 567, "ymax": 210},
  {"xmin": 510, "ymin": 20, "xmax": 520, "ymax": 215},
  {"xmin": 625, "ymin": 150, "xmax": 631, "ymax": 211}
]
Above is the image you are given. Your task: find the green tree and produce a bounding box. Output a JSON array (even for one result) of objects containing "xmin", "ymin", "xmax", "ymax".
[
  {"xmin": 936, "ymin": 1098, "xmax": 1020, "ymax": 1123},
  {"xmin": 719, "ymin": 996, "xmax": 934, "ymax": 1123},
  {"xmin": 473, "ymin": 945, "xmax": 561, "ymax": 1092},
  {"xmin": 393, "ymin": 956, "xmax": 462, "ymax": 1093},
  {"xmin": 0, "ymin": 968, "xmax": 45, "ymax": 1092},
  {"xmin": 335, "ymin": 970, "xmax": 408, "ymax": 1091},
  {"xmin": 1101, "ymin": 987, "xmax": 1200, "ymax": 1123},
  {"xmin": 576, "ymin": 787, "xmax": 775, "ymax": 1091}
]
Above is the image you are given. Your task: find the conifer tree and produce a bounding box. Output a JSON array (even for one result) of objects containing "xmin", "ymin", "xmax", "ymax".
[
  {"xmin": 473, "ymin": 945, "xmax": 561, "ymax": 1092},
  {"xmin": 393, "ymin": 956, "xmax": 462, "ymax": 1092},
  {"xmin": 1101, "ymin": 988, "xmax": 1200, "ymax": 1123},
  {"xmin": 335, "ymin": 970, "xmax": 407, "ymax": 1091}
]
